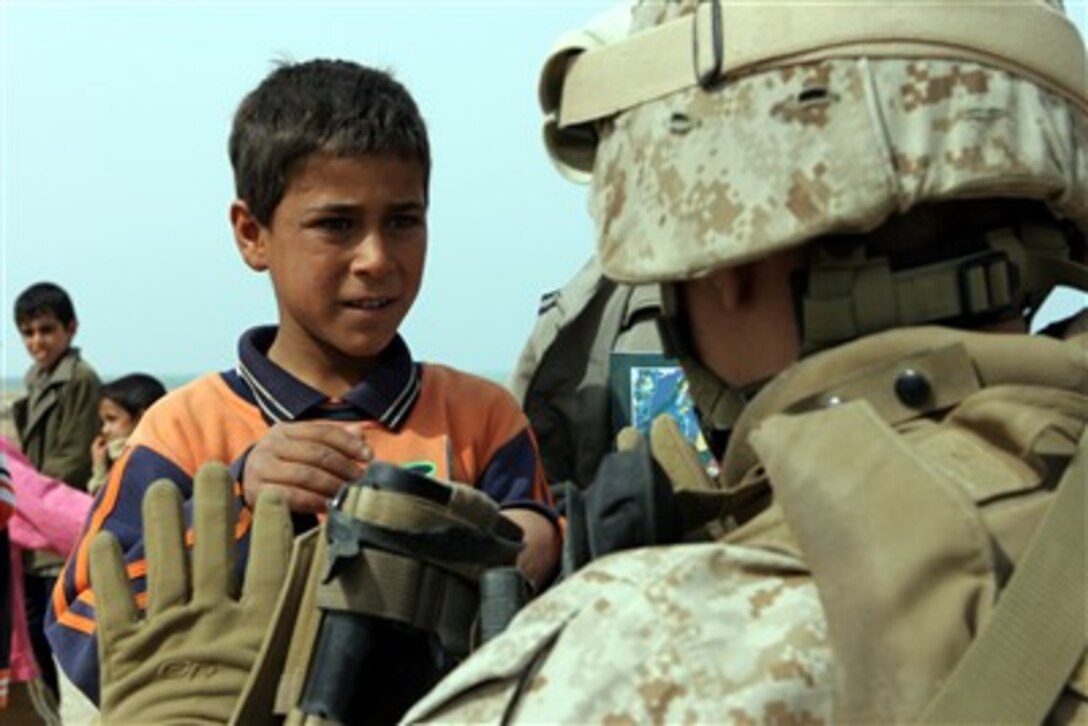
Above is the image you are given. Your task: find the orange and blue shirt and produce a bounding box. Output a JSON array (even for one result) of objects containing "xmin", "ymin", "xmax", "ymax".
[{"xmin": 46, "ymin": 327, "xmax": 555, "ymax": 702}]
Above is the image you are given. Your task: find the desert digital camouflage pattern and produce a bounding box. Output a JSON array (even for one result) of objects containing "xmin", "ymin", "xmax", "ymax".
[
  {"xmin": 400, "ymin": 2, "xmax": 1088, "ymax": 723},
  {"xmin": 580, "ymin": 1, "xmax": 1088, "ymax": 283},
  {"xmin": 403, "ymin": 543, "xmax": 832, "ymax": 724},
  {"xmin": 404, "ymin": 327, "xmax": 1088, "ymax": 725},
  {"xmin": 538, "ymin": 3, "xmax": 633, "ymax": 183}
]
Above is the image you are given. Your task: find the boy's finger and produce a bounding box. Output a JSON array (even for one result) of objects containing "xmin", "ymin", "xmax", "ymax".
[
  {"xmin": 142, "ymin": 479, "xmax": 188, "ymax": 617},
  {"xmin": 250, "ymin": 441, "xmax": 362, "ymax": 494},
  {"xmin": 242, "ymin": 458, "xmax": 347, "ymax": 511},
  {"xmin": 192, "ymin": 463, "xmax": 237, "ymax": 606},
  {"xmin": 341, "ymin": 423, "xmax": 373, "ymax": 460},
  {"xmin": 289, "ymin": 439, "xmax": 364, "ymax": 481},
  {"xmin": 89, "ymin": 531, "xmax": 138, "ymax": 649},
  {"xmin": 284, "ymin": 421, "xmax": 370, "ymax": 461}
]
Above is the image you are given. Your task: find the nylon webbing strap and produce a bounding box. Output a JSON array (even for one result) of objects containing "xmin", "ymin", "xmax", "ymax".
[
  {"xmin": 347, "ymin": 481, "xmax": 500, "ymax": 535},
  {"xmin": 232, "ymin": 528, "xmax": 321, "ymax": 724},
  {"xmin": 316, "ymin": 546, "xmax": 478, "ymax": 656},
  {"xmin": 273, "ymin": 531, "xmax": 328, "ymax": 717},
  {"xmin": 559, "ymin": 1, "xmax": 1087, "ymax": 127},
  {"xmin": 683, "ymin": 359, "xmax": 749, "ymax": 434},
  {"xmin": 786, "ymin": 344, "xmax": 981, "ymax": 425},
  {"xmin": 1030, "ymin": 250, "xmax": 1088, "ymax": 293},
  {"xmin": 802, "ymin": 249, "xmax": 1017, "ymax": 349},
  {"xmin": 801, "ymin": 223, "xmax": 1088, "ymax": 351},
  {"xmin": 331, "ymin": 484, "xmax": 523, "ymax": 580},
  {"xmin": 919, "ymin": 428, "xmax": 1088, "ymax": 723}
]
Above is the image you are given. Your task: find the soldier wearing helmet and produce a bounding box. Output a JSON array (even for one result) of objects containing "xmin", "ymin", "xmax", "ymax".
[{"xmin": 404, "ymin": 0, "xmax": 1088, "ymax": 722}]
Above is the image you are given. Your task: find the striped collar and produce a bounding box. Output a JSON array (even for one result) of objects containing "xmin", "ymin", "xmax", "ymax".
[{"xmin": 234, "ymin": 326, "xmax": 422, "ymax": 430}]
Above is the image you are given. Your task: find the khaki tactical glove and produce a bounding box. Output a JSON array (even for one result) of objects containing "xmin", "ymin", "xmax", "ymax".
[
  {"xmin": 618, "ymin": 415, "xmax": 734, "ymax": 540},
  {"xmin": 91, "ymin": 462, "xmax": 292, "ymax": 724}
]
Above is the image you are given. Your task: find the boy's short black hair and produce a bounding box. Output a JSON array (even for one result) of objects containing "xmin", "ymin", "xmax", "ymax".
[
  {"xmin": 101, "ymin": 373, "xmax": 167, "ymax": 418},
  {"xmin": 229, "ymin": 58, "xmax": 431, "ymax": 226},
  {"xmin": 14, "ymin": 282, "xmax": 76, "ymax": 327}
]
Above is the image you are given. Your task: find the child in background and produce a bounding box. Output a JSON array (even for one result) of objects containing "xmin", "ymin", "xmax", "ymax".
[
  {"xmin": 0, "ymin": 452, "xmax": 12, "ymax": 712},
  {"xmin": 0, "ymin": 451, "xmax": 13, "ymax": 525},
  {"xmin": 12, "ymin": 282, "xmax": 102, "ymax": 491},
  {"xmin": 0, "ymin": 436, "xmax": 93, "ymax": 723},
  {"xmin": 11, "ymin": 281, "xmax": 100, "ymax": 703},
  {"xmin": 87, "ymin": 374, "xmax": 167, "ymax": 494}
]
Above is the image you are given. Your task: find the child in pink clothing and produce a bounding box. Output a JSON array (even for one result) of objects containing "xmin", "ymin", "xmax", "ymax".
[
  {"xmin": 0, "ymin": 451, "xmax": 12, "ymax": 709},
  {"xmin": 0, "ymin": 436, "xmax": 91, "ymax": 719}
]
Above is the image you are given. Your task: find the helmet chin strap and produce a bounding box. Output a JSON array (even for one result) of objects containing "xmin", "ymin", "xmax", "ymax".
[
  {"xmin": 656, "ymin": 217, "xmax": 1088, "ymax": 452},
  {"xmin": 797, "ymin": 221, "xmax": 1088, "ymax": 354}
]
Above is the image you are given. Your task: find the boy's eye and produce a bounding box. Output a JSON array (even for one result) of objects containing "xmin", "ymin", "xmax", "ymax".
[
  {"xmin": 20, "ymin": 322, "xmax": 57, "ymax": 336},
  {"xmin": 388, "ymin": 213, "xmax": 424, "ymax": 231},
  {"xmin": 314, "ymin": 217, "xmax": 356, "ymax": 234}
]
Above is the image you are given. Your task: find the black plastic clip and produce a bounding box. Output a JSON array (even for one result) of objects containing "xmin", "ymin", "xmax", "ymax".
[
  {"xmin": 956, "ymin": 250, "xmax": 1018, "ymax": 318},
  {"xmin": 693, "ymin": 0, "xmax": 725, "ymax": 90}
]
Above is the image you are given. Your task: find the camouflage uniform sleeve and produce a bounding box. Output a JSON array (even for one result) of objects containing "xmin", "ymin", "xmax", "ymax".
[{"xmin": 403, "ymin": 543, "xmax": 833, "ymax": 724}]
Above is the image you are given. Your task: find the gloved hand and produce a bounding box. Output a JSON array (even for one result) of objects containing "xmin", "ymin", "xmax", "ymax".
[
  {"xmin": 619, "ymin": 415, "xmax": 731, "ymax": 539},
  {"xmin": 91, "ymin": 462, "xmax": 292, "ymax": 724}
]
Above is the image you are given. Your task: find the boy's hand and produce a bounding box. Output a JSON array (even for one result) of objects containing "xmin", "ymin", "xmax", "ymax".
[
  {"xmin": 90, "ymin": 434, "xmax": 108, "ymax": 469},
  {"xmin": 243, "ymin": 421, "xmax": 372, "ymax": 513},
  {"xmin": 502, "ymin": 508, "xmax": 560, "ymax": 592}
]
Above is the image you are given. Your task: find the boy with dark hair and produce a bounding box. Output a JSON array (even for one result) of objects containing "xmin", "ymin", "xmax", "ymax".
[
  {"xmin": 12, "ymin": 282, "xmax": 101, "ymax": 490},
  {"xmin": 46, "ymin": 58, "xmax": 560, "ymax": 706},
  {"xmin": 12, "ymin": 280, "xmax": 100, "ymax": 701}
]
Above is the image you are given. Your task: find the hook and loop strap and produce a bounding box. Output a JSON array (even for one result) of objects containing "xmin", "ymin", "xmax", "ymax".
[
  {"xmin": 316, "ymin": 546, "xmax": 479, "ymax": 657},
  {"xmin": 919, "ymin": 428, "xmax": 1087, "ymax": 723},
  {"xmin": 558, "ymin": 1, "xmax": 1087, "ymax": 128}
]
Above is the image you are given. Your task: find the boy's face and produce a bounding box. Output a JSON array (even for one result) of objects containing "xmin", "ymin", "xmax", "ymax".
[
  {"xmin": 18, "ymin": 312, "xmax": 76, "ymax": 372},
  {"xmin": 233, "ymin": 153, "xmax": 427, "ymax": 382}
]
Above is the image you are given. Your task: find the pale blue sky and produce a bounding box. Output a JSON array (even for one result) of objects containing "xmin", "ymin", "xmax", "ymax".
[
  {"xmin": 1, "ymin": 0, "xmax": 615, "ymax": 383},
  {"xmin": 2, "ymin": 1, "xmax": 1086, "ymax": 385}
]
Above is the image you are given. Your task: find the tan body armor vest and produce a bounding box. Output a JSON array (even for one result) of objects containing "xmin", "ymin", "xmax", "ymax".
[{"xmin": 403, "ymin": 326, "xmax": 1088, "ymax": 724}]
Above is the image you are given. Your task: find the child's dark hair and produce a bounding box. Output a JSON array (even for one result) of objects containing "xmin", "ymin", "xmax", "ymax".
[
  {"xmin": 101, "ymin": 374, "xmax": 167, "ymax": 418},
  {"xmin": 14, "ymin": 282, "xmax": 76, "ymax": 327},
  {"xmin": 229, "ymin": 58, "xmax": 431, "ymax": 226}
]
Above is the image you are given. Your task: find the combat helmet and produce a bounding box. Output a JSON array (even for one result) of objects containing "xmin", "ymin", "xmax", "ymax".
[
  {"xmin": 537, "ymin": 0, "xmax": 1088, "ymax": 435},
  {"xmin": 539, "ymin": 0, "xmax": 1088, "ymax": 431}
]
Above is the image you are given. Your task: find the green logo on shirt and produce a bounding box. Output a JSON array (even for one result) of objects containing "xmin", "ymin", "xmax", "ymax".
[{"xmin": 402, "ymin": 460, "xmax": 437, "ymax": 477}]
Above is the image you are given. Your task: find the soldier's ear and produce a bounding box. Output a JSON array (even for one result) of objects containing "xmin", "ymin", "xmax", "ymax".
[{"xmin": 231, "ymin": 200, "xmax": 268, "ymax": 272}]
